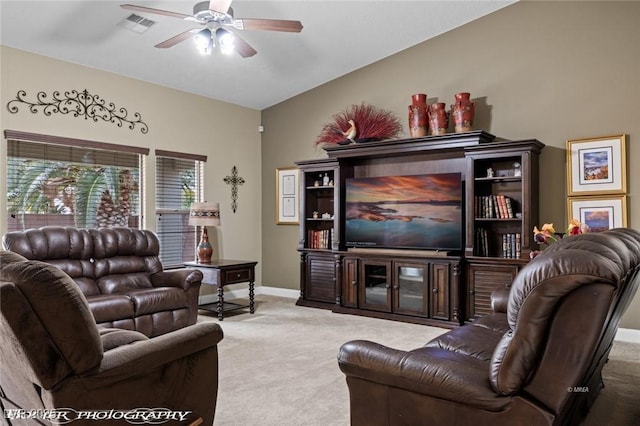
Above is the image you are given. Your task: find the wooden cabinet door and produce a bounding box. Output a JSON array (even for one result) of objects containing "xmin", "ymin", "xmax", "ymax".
[
  {"xmin": 430, "ymin": 262, "xmax": 450, "ymax": 320},
  {"xmin": 342, "ymin": 257, "xmax": 358, "ymax": 308},
  {"xmin": 358, "ymin": 259, "xmax": 392, "ymax": 312},
  {"xmin": 393, "ymin": 261, "xmax": 428, "ymax": 316}
]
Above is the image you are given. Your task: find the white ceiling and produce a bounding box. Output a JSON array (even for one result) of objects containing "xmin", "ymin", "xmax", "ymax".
[{"xmin": 0, "ymin": 1, "xmax": 516, "ymax": 110}]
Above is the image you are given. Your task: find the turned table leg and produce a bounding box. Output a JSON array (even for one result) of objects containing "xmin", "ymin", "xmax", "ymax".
[
  {"xmin": 217, "ymin": 284, "xmax": 224, "ymax": 321},
  {"xmin": 249, "ymin": 281, "xmax": 255, "ymax": 314}
]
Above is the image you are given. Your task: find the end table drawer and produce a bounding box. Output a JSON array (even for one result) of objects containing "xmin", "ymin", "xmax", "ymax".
[{"xmin": 225, "ymin": 268, "xmax": 252, "ymax": 284}]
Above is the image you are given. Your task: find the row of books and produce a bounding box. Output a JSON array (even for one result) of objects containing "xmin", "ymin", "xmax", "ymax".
[
  {"xmin": 501, "ymin": 232, "xmax": 522, "ymax": 259},
  {"xmin": 475, "ymin": 194, "xmax": 516, "ymax": 219},
  {"xmin": 308, "ymin": 229, "xmax": 332, "ymax": 249},
  {"xmin": 475, "ymin": 228, "xmax": 491, "ymax": 256},
  {"xmin": 475, "ymin": 228, "xmax": 521, "ymax": 259}
]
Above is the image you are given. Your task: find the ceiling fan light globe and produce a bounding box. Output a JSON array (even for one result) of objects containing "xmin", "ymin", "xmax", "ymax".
[
  {"xmin": 194, "ymin": 28, "xmax": 213, "ymax": 54},
  {"xmin": 216, "ymin": 28, "xmax": 235, "ymax": 55}
]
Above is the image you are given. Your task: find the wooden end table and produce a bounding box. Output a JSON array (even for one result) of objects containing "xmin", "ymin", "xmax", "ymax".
[{"xmin": 184, "ymin": 260, "xmax": 258, "ymax": 321}]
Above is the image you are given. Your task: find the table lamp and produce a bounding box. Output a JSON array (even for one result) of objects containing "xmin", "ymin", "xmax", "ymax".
[{"xmin": 189, "ymin": 202, "xmax": 221, "ymax": 264}]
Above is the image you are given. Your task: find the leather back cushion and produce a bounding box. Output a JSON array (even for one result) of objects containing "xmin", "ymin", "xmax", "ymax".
[
  {"xmin": 2, "ymin": 227, "xmax": 164, "ymax": 295},
  {"xmin": 2, "ymin": 226, "xmax": 93, "ymax": 260},
  {"xmin": 0, "ymin": 256, "xmax": 103, "ymax": 377},
  {"xmin": 490, "ymin": 228, "xmax": 640, "ymax": 395}
]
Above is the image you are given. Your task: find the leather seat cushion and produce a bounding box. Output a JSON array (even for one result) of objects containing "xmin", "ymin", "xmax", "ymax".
[
  {"xmin": 128, "ymin": 287, "xmax": 189, "ymax": 316},
  {"xmin": 469, "ymin": 312, "xmax": 510, "ymax": 334},
  {"xmin": 99, "ymin": 328, "xmax": 148, "ymax": 351},
  {"xmin": 87, "ymin": 294, "xmax": 134, "ymax": 323},
  {"xmin": 97, "ymin": 271, "xmax": 153, "ymax": 294},
  {"xmin": 423, "ymin": 316, "xmax": 508, "ymax": 362}
]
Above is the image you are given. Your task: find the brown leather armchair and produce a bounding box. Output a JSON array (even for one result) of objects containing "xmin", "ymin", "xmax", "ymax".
[
  {"xmin": 2, "ymin": 226, "xmax": 203, "ymax": 337},
  {"xmin": 338, "ymin": 228, "xmax": 640, "ymax": 426},
  {"xmin": 1, "ymin": 250, "xmax": 222, "ymax": 426}
]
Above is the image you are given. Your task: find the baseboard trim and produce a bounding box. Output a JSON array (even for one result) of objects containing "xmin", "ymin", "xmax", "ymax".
[
  {"xmin": 200, "ymin": 287, "xmax": 640, "ymax": 343},
  {"xmin": 257, "ymin": 286, "xmax": 299, "ymax": 299},
  {"xmin": 615, "ymin": 328, "xmax": 640, "ymax": 343}
]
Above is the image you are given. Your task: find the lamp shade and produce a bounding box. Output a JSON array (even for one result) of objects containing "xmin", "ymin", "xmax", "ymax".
[{"xmin": 189, "ymin": 202, "xmax": 221, "ymax": 226}]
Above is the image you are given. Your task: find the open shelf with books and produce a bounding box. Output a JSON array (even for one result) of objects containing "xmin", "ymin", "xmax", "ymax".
[
  {"xmin": 465, "ymin": 139, "xmax": 543, "ymax": 260},
  {"xmin": 297, "ymin": 158, "xmax": 339, "ymax": 251}
]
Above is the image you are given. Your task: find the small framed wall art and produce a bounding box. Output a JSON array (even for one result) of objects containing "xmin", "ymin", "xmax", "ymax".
[
  {"xmin": 566, "ymin": 134, "xmax": 626, "ymax": 196},
  {"xmin": 276, "ymin": 167, "xmax": 300, "ymax": 225},
  {"xmin": 567, "ymin": 195, "xmax": 627, "ymax": 232}
]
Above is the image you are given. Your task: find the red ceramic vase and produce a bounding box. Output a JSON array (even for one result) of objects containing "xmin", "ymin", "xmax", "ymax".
[
  {"xmin": 408, "ymin": 93, "xmax": 428, "ymax": 137},
  {"xmin": 450, "ymin": 92, "xmax": 476, "ymax": 133},
  {"xmin": 427, "ymin": 102, "xmax": 449, "ymax": 135}
]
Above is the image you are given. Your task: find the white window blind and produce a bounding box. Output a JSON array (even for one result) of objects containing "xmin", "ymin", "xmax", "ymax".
[
  {"xmin": 155, "ymin": 150, "xmax": 206, "ymax": 268},
  {"xmin": 5, "ymin": 130, "xmax": 147, "ymax": 232}
]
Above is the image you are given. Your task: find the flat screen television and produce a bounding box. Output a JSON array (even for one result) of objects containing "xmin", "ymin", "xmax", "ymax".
[{"xmin": 344, "ymin": 173, "xmax": 463, "ymax": 251}]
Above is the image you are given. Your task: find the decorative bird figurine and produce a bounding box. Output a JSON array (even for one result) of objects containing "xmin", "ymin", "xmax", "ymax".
[{"xmin": 342, "ymin": 119, "xmax": 357, "ymax": 143}]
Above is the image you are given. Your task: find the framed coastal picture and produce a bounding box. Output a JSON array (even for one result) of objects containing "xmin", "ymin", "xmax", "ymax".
[
  {"xmin": 276, "ymin": 167, "xmax": 299, "ymax": 225},
  {"xmin": 566, "ymin": 134, "xmax": 626, "ymax": 196},
  {"xmin": 568, "ymin": 196, "xmax": 627, "ymax": 232}
]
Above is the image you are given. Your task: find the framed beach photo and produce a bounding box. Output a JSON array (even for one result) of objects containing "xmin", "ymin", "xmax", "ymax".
[
  {"xmin": 566, "ymin": 135, "xmax": 626, "ymax": 196},
  {"xmin": 276, "ymin": 167, "xmax": 300, "ymax": 225},
  {"xmin": 568, "ymin": 196, "xmax": 627, "ymax": 232}
]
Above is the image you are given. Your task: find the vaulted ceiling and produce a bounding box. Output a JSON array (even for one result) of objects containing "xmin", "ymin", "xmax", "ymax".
[{"xmin": 0, "ymin": 1, "xmax": 516, "ymax": 110}]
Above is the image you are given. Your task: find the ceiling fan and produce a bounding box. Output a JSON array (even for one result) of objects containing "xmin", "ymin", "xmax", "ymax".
[{"xmin": 120, "ymin": 1, "xmax": 303, "ymax": 58}]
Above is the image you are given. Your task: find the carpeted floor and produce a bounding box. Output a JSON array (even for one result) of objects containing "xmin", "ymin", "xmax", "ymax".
[{"xmin": 199, "ymin": 295, "xmax": 640, "ymax": 426}]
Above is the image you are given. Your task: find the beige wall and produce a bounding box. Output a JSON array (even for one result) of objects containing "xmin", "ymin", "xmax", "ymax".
[
  {"xmin": 261, "ymin": 1, "xmax": 640, "ymax": 328},
  {"xmin": 1, "ymin": 46, "xmax": 263, "ymax": 288}
]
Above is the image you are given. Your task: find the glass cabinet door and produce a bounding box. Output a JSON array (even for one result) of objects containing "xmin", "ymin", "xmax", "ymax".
[
  {"xmin": 359, "ymin": 260, "xmax": 392, "ymax": 312},
  {"xmin": 394, "ymin": 262, "xmax": 428, "ymax": 316}
]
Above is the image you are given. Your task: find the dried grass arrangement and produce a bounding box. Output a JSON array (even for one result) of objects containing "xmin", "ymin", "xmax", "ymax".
[{"xmin": 315, "ymin": 103, "xmax": 402, "ymax": 146}]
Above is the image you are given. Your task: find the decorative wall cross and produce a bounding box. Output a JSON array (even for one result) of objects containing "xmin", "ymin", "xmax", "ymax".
[{"xmin": 224, "ymin": 166, "xmax": 245, "ymax": 213}]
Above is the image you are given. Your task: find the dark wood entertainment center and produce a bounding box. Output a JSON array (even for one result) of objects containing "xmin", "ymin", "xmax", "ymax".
[{"xmin": 296, "ymin": 131, "xmax": 543, "ymax": 327}]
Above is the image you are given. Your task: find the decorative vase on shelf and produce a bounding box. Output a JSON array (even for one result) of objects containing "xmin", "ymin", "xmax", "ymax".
[
  {"xmin": 450, "ymin": 92, "xmax": 476, "ymax": 133},
  {"xmin": 427, "ymin": 102, "xmax": 449, "ymax": 135},
  {"xmin": 408, "ymin": 93, "xmax": 428, "ymax": 137}
]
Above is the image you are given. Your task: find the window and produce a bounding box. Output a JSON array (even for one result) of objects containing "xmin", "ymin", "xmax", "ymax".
[
  {"xmin": 155, "ymin": 150, "xmax": 206, "ymax": 268},
  {"xmin": 5, "ymin": 130, "xmax": 148, "ymax": 232}
]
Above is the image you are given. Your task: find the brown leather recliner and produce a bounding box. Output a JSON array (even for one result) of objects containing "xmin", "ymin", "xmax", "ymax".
[
  {"xmin": 2, "ymin": 226, "xmax": 203, "ymax": 337},
  {"xmin": 338, "ymin": 228, "xmax": 640, "ymax": 425},
  {"xmin": 0, "ymin": 250, "xmax": 223, "ymax": 425}
]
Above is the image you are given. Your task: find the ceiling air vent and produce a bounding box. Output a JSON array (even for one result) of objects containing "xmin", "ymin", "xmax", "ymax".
[{"xmin": 118, "ymin": 14, "xmax": 157, "ymax": 34}]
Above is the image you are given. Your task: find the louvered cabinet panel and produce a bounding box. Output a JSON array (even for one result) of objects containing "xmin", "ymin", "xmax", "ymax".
[
  {"xmin": 466, "ymin": 262, "xmax": 520, "ymax": 321},
  {"xmin": 305, "ymin": 253, "xmax": 336, "ymax": 303}
]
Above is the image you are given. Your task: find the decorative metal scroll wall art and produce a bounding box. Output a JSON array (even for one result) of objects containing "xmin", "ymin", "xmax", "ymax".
[
  {"xmin": 6, "ymin": 89, "xmax": 149, "ymax": 134},
  {"xmin": 224, "ymin": 166, "xmax": 245, "ymax": 213}
]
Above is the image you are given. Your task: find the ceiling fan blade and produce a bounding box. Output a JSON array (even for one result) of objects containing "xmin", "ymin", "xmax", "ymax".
[
  {"xmin": 120, "ymin": 4, "xmax": 192, "ymax": 20},
  {"xmin": 237, "ymin": 18, "xmax": 303, "ymax": 33},
  {"xmin": 155, "ymin": 29, "xmax": 199, "ymax": 49},
  {"xmin": 230, "ymin": 33, "xmax": 257, "ymax": 58},
  {"xmin": 209, "ymin": 0, "xmax": 233, "ymax": 14}
]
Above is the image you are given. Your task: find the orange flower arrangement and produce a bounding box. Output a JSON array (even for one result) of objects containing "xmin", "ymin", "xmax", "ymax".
[
  {"xmin": 532, "ymin": 220, "xmax": 589, "ymax": 257},
  {"xmin": 567, "ymin": 218, "xmax": 590, "ymax": 235},
  {"xmin": 533, "ymin": 223, "xmax": 558, "ymax": 245}
]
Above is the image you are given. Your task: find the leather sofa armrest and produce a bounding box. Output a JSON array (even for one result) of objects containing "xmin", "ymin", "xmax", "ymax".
[
  {"xmin": 98, "ymin": 322, "xmax": 223, "ymax": 378},
  {"xmin": 150, "ymin": 269, "xmax": 203, "ymax": 291},
  {"xmin": 338, "ymin": 340, "xmax": 506, "ymax": 411},
  {"xmin": 491, "ymin": 287, "xmax": 510, "ymax": 313}
]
